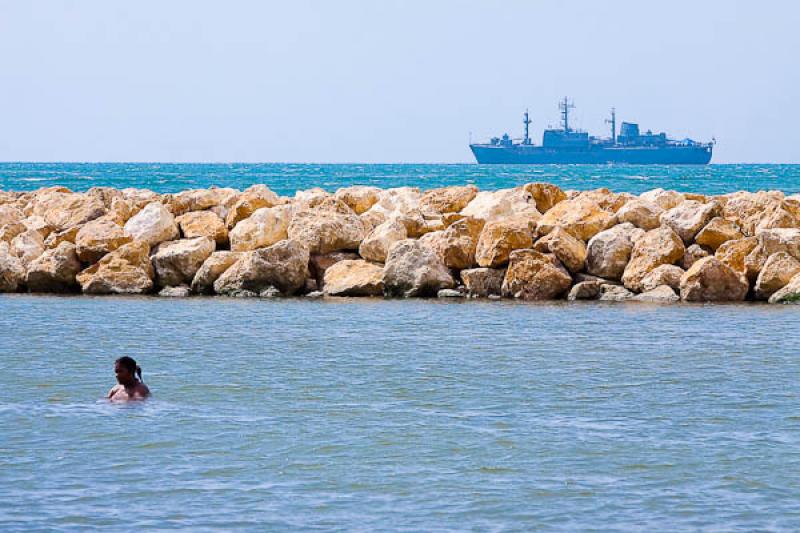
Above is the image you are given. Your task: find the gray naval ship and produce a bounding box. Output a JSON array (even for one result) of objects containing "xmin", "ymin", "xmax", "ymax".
[{"xmin": 470, "ymin": 98, "xmax": 713, "ymax": 164}]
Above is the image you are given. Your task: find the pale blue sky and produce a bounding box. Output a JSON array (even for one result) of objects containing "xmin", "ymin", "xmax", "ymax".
[{"xmin": 0, "ymin": 0, "xmax": 797, "ymax": 163}]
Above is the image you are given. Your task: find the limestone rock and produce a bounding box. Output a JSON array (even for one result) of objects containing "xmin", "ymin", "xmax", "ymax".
[
  {"xmin": 0, "ymin": 205, "xmax": 23, "ymax": 227},
  {"xmin": 768, "ymin": 273, "xmax": 800, "ymax": 304},
  {"xmin": 294, "ymin": 188, "xmax": 331, "ymax": 210},
  {"xmin": 632, "ymin": 285, "xmax": 679, "ymax": 303},
  {"xmin": 225, "ymin": 185, "xmax": 281, "ymax": 228},
  {"xmin": 228, "ymin": 205, "xmax": 293, "ymax": 252},
  {"xmin": 176, "ymin": 210, "xmax": 229, "ymax": 245},
  {"xmin": 475, "ymin": 214, "xmax": 535, "ymax": 268},
  {"xmin": 422, "ymin": 216, "xmax": 485, "ymax": 269},
  {"xmin": 598, "ymin": 284, "xmax": 635, "ymax": 302},
  {"xmin": 659, "ymin": 200, "xmax": 720, "ymax": 243},
  {"xmin": 39, "ymin": 193, "xmax": 106, "ymax": 232},
  {"xmin": 533, "ymin": 226, "xmax": 586, "ymax": 274},
  {"xmin": 715, "ymin": 237, "xmax": 757, "ymax": 275},
  {"xmin": 501, "ymin": 249, "xmax": 572, "ymax": 300},
  {"xmin": 44, "ymin": 226, "xmax": 80, "ymax": 249},
  {"xmin": 744, "ymin": 228, "xmax": 800, "ymax": 281},
  {"xmin": 575, "ymin": 188, "xmax": 629, "ymax": 213},
  {"xmin": 333, "ymin": 186, "xmax": 381, "ymax": 215},
  {"xmin": 680, "ymin": 243, "xmax": 711, "ymax": 270},
  {"xmin": 121, "ymin": 188, "xmax": 160, "ymax": 211},
  {"xmin": 639, "ymin": 188, "xmax": 685, "ymax": 210},
  {"xmin": 753, "ymin": 252, "xmax": 800, "ymax": 300},
  {"xmin": 640, "ymin": 264, "xmax": 684, "ymax": 292},
  {"xmin": 322, "ymin": 259, "xmax": 384, "ymax": 296},
  {"xmin": 358, "ymin": 218, "xmax": 408, "ymax": 263},
  {"xmin": 622, "ymin": 226, "xmax": 685, "ymax": 292},
  {"xmin": 0, "ymin": 242, "xmax": 25, "ymax": 292},
  {"xmin": 754, "ymin": 203, "xmax": 800, "ymax": 233},
  {"xmin": 11, "ymin": 229, "xmax": 45, "ymax": 266},
  {"xmin": 360, "ymin": 187, "xmax": 422, "ymax": 225},
  {"xmin": 190, "ymin": 251, "xmax": 243, "ymax": 294},
  {"xmin": 75, "ymin": 217, "xmax": 132, "ymax": 263},
  {"xmin": 679, "ymin": 256, "xmax": 748, "ymax": 302},
  {"xmin": 382, "ymin": 239, "xmax": 455, "ymax": 297},
  {"xmin": 158, "ymin": 285, "xmax": 191, "ymax": 297},
  {"xmin": 309, "ymin": 251, "xmax": 361, "ymax": 289},
  {"xmin": 536, "ymin": 196, "xmax": 616, "ymax": 241},
  {"xmin": 25, "ymin": 242, "xmax": 81, "ymax": 292},
  {"xmin": 168, "ymin": 188, "xmax": 234, "ymax": 216},
  {"xmin": 567, "ymin": 280, "xmax": 602, "ymax": 301},
  {"xmin": 460, "ymin": 187, "xmax": 539, "ymax": 222},
  {"xmin": 615, "ymin": 199, "xmax": 663, "ymax": 230},
  {"xmin": 721, "ymin": 191, "xmax": 785, "ymax": 236},
  {"xmin": 77, "ymin": 241, "xmax": 154, "ymax": 295},
  {"xmin": 522, "ymin": 183, "xmax": 567, "ymax": 213},
  {"xmin": 419, "ymin": 185, "xmax": 478, "ymax": 215},
  {"xmin": 151, "ymin": 237, "xmax": 216, "ymax": 288},
  {"xmin": 585, "ymin": 223, "xmax": 645, "ymax": 281},
  {"xmin": 21, "ymin": 215, "xmax": 54, "ymax": 239},
  {"xmin": 288, "ymin": 209, "xmax": 367, "ymax": 254},
  {"xmin": 460, "ymin": 267, "xmax": 505, "ymax": 297},
  {"xmin": 694, "ymin": 217, "xmax": 743, "ymax": 250},
  {"xmin": 123, "ymin": 202, "xmax": 179, "ymax": 247},
  {"xmin": 213, "ymin": 240, "xmax": 309, "ymax": 296},
  {"xmin": 0, "ymin": 222, "xmax": 26, "ymax": 244}
]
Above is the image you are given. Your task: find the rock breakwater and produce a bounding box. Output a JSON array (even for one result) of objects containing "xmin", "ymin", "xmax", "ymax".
[{"xmin": 2, "ymin": 183, "xmax": 800, "ymax": 304}]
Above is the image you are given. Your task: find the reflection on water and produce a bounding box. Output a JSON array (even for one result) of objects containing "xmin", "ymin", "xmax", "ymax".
[{"xmin": 1, "ymin": 295, "xmax": 799, "ymax": 530}]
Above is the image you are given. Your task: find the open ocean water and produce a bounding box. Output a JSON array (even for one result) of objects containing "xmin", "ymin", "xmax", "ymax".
[{"xmin": 1, "ymin": 163, "xmax": 800, "ymax": 531}]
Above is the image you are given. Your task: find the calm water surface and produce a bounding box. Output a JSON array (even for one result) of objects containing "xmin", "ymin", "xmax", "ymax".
[
  {"xmin": 1, "ymin": 162, "xmax": 800, "ymax": 195},
  {"xmin": 1, "ymin": 295, "xmax": 799, "ymax": 531}
]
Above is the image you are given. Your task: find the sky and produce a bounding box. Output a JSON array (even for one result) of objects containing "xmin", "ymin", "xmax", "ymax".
[{"xmin": 0, "ymin": 0, "xmax": 797, "ymax": 163}]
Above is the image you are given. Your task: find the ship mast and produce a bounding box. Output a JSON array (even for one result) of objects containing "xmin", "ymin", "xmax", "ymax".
[
  {"xmin": 560, "ymin": 97, "xmax": 575, "ymax": 132},
  {"xmin": 523, "ymin": 109, "xmax": 532, "ymax": 145},
  {"xmin": 605, "ymin": 107, "xmax": 617, "ymax": 144}
]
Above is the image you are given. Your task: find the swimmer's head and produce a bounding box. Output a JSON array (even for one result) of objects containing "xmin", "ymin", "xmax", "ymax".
[{"xmin": 115, "ymin": 356, "xmax": 142, "ymax": 385}]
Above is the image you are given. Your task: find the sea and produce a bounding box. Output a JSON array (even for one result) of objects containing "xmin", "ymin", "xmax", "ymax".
[{"xmin": 1, "ymin": 163, "xmax": 800, "ymax": 531}]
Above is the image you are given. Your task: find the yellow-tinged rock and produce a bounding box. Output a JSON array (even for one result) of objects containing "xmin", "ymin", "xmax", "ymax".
[
  {"xmin": 679, "ymin": 256, "xmax": 748, "ymax": 302},
  {"xmin": 639, "ymin": 188, "xmax": 685, "ymax": 210},
  {"xmin": 0, "ymin": 242, "xmax": 25, "ymax": 292},
  {"xmin": 75, "ymin": 217, "xmax": 132, "ymax": 263},
  {"xmin": 382, "ymin": 239, "xmax": 455, "ymax": 297},
  {"xmin": 323, "ymin": 259, "xmax": 384, "ymax": 296},
  {"xmin": 25, "ymin": 242, "xmax": 81, "ymax": 292},
  {"xmin": 754, "ymin": 252, "xmax": 800, "ymax": 300},
  {"xmin": 151, "ymin": 237, "xmax": 216, "ymax": 288},
  {"xmin": 475, "ymin": 214, "xmax": 536, "ymax": 268},
  {"xmin": 359, "ymin": 218, "xmax": 408, "ymax": 263},
  {"xmin": 585, "ymin": 223, "xmax": 645, "ymax": 281},
  {"xmin": 228, "ymin": 205, "xmax": 292, "ymax": 252},
  {"xmin": 419, "ymin": 185, "xmax": 478, "ymax": 214},
  {"xmin": 333, "ymin": 186, "xmax": 381, "ymax": 215},
  {"xmin": 621, "ymin": 226, "xmax": 685, "ymax": 292},
  {"xmin": 522, "ymin": 183, "xmax": 567, "ymax": 214},
  {"xmin": 615, "ymin": 199, "xmax": 663, "ymax": 230},
  {"xmin": 191, "ymin": 251, "xmax": 243, "ymax": 294},
  {"xmin": 288, "ymin": 209, "xmax": 368, "ymax": 254},
  {"xmin": 225, "ymin": 185, "xmax": 281, "ymax": 228},
  {"xmin": 658, "ymin": 200, "xmax": 720, "ymax": 243},
  {"xmin": 176, "ymin": 210, "xmax": 228, "ymax": 245},
  {"xmin": 715, "ymin": 237, "xmax": 757, "ymax": 275},
  {"xmin": 694, "ymin": 217, "xmax": 743, "ymax": 250},
  {"xmin": 421, "ymin": 216, "xmax": 485, "ymax": 270},
  {"xmin": 77, "ymin": 241, "xmax": 154, "ymax": 295},
  {"xmin": 501, "ymin": 249, "xmax": 572, "ymax": 300},
  {"xmin": 534, "ymin": 226, "xmax": 586, "ymax": 274},
  {"xmin": 536, "ymin": 196, "xmax": 616, "ymax": 241}
]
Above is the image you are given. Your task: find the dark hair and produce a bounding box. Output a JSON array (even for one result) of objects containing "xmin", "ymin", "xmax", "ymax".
[{"xmin": 115, "ymin": 356, "xmax": 143, "ymax": 382}]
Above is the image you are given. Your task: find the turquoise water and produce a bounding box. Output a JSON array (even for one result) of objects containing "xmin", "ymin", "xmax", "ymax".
[
  {"xmin": 1, "ymin": 295, "xmax": 799, "ymax": 530},
  {"xmin": 1, "ymin": 162, "xmax": 800, "ymax": 195}
]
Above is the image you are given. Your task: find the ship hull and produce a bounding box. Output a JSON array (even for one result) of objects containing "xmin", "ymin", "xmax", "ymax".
[{"xmin": 470, "ymin": 144, "xmax": 712, "ymax": 164}]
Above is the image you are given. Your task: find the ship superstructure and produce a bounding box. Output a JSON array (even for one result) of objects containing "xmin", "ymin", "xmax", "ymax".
[{"xmin": 470, "ymin": 98, "xmax": 713, "ymax": 164}]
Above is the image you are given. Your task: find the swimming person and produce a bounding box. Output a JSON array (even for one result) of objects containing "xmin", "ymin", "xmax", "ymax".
[{"xmin": 107, "ymin": 356, "xmax": 150, "ymax": 401}]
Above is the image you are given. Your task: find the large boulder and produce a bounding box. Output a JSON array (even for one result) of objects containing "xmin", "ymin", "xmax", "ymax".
[
  {"xmin": 622, "ymin": 226, "xmax": 685, "ymax": 292},
  {"xmin": 358, "ymin": 218, "xmax": 408, "ymax": 263},
  {"xmin": 615, "ymin": 199, "xmax": 663, "ymax": 230},
  {"xmin": 632, "ymin": 285, "xmax": 679, "ymax": 303},
  {"xmin": 25, "ymin": 242, "xmax": 81, "ymax": 292},
  {"xmin": 360, "ymin": 187, "xmax": 422, "ymax": 227},
  {"xmin": 659, "ymin": 200, "xmax": 720, "ymax": 243},
  {"xmin": 585, "ymin": 223, "xmax": 645, "ymax": 281},
  {"xmin": 225, "ymin": 185, "xmax": 281, "ymax": 228},
  {"xmin": 123, "ymin": 202, "xmax": 179, "ymax": 247},
  {"xmin": 501, "ymin": 249, "xmax": 572, "ymax": 300},
  {"xmin": 694, "ymin": 217, "xmax": 744, "ymax": 250},
  {"xmin": 322, "ymin": 259, "xmax": 384, "ymax": 296},
  {"xmin": 753, "ymin": 252, "xmax": 800, "ymax": 300},
  {"xmin": 333, "ymin": 186, "xmax": 381, "ymax": 215},
  {"xmin": 44, "ymin": 226, "xmax": 80, "ymax": 249},
  {"xmin": 679, "ymin": 256, "xmax": 749, "ymax": 302},
  {"xmin": 533, "ymin": 226, "xmax": 586, "ymax": 274},
  {"xmin": 288, "ymin": 209, "xmax": 367, "ymax": 255},
  {"xmin": 38, "ymin": 192, "xmax": 107, "ymax": 232},
  {"xmin": 639, "ymin": 188, "xmax": 685, "ymax": 210},
  {"xmin": 744, "ymin": 228, "xmax": 800, "ymax": 281},
  {"xmin": 190, "ymin": 251, "xmax": 243, "ymax": 294},
  {"xmin": 768, "ymin": 272, "xmax": 800, "ymax": 304},
  {"xmin": 567, "ymin": 280, "xmax": 603, "ymax": 301},
  {"xmin": 715, "ymin": 237, "xmax": 757, "ymax": 275},
  {"xmin": 536, "ymin": 196, "xmax": 616, "ymax": 241},
  {"xmin": 419, "ymin": 185, "xmax": 478, "ymax": 214},
  {"xmin": 475, "ymin": 214, "xmax": 536, "ymax": 268},
  {"xmin": 640, "ymin": 264, "xmax": 684, "ymax": 292},
  {"xmin": 460, "ymin": 187, "xmax": 539, "ymax": 222},
  {"xmin": 168, "ymin": 188, "xmax": 236, "ymax": 216},
  {"xmin": 213, "ymin": 240, "xmax": 309, "ymax": 296},
  {"xmin": 382, "ymin": 239, "xmax": 455, "ymax": 297},
  {"xmin": 522, "ymin": 183, "xmax": 567, "ymax": 214},
  {"xmin": 75, "ymin": 217, "xmax": 132, "ymax": 263},
  {"xmin": 421, "ymin": 216, "xmax": 485, "ymax": 269},
  {"xmin": 575, "ymin": 188, "xmax": 630, "ymax": 213},
  {"xmin": 176, "ymin": 210, "xmax": 228, "ymax": 245},
  {"xmin": 0, "ymin": 242, "xmax": 25, "ymax": 292},
  {"xmin": 308, "ymin": 251, "xmax": 360, "ymax": 289},
  {"xmin": 460, "ymin": 267, "xmax": 505, "ymax": 297},
  {"xmin": 0, "ymin": 205, "xmax": 23, "ymax": 227},
  {"xmin": 680, "ymin": 243, "xmax": 711, "ymax": 270},
  {"xmin": 77, "ymin": 241, "xmax": 154, "ymax": 295},
  {"xmin": 151, "ymin": 237, "xmax": 216, "ymax": 288},
  {"xmin": 229, "ymin": 205, "xmax": 293, "ymax": 252},
  {"xmin": 721, "ymin": 191, "xmax": 784, "ymax": 236},
  {"xmin": 10, "ymin": 229, "xmax": 45, "ymax": 267}
]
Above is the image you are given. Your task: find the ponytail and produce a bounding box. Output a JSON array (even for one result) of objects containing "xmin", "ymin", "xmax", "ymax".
[{"xmin": 136, "ymin": 365, "xmax": 143, "ymax": 382}]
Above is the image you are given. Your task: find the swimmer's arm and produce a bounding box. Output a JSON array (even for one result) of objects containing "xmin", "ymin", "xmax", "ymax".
[
  {"xmin": 107, "ymin": 385, "xmax": 121, "ymax": 399},
  {"xmin": 134, "ymin": 383, "xmax": 151, "ymax": 399}
]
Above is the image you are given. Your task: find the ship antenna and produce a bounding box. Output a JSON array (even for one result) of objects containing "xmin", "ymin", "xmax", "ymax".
[
  {"xmin": 605, "ymin": 107, "xmax": 617, "ymax": 144},
  {"xmin": 523, "ymin": 109, "xmax": 532, "ymax": 145},
  {"xmin": 560, "ymin": 97, "xmax": 575, "ymax": 132}
]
